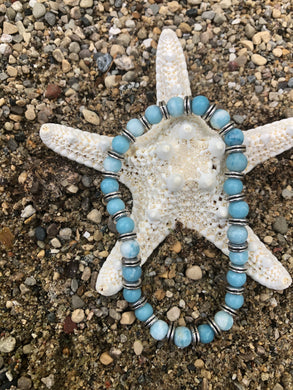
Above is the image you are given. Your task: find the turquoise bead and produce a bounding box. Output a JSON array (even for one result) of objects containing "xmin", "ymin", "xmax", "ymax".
[
  {"xmin": 103, "ymin": 156, "xmax": 122, "ymax": 172},
  {"xmin": 126, "ymin": 118, "xmax": 144, "ymax": 137},
  {"xmin": 225, "ymin": 292, "xmax": 244, "ymax": 309},
  {"xmin": 120, "ymin": 240, "xmax": 140, "ymax": 258},
  {"xmin": 122, "ymin": 266, "xmax": 142, "ymax": 282},
  {"xmin": 224, "ymin": 128, "xmax": 244, "ymax": 146},
  {"xmin": 145, "ymin": 105, "xmax": 163, "ymax": 124},
  {"xmin": 214, "ymin": 310, "xmax": 233, "ymax": 331},
  {"xmin": 123, "ymin": 288, "xmax": 141, "ymax": 303},
  {"xmin": 167, "ymin": 97, "xmax": 184, "ymax": 117},
  {"xmin": 223, "ymin": 178, "xmax": 243, "ymax": 196},
  {"xmin": 198, "ymin": 324, "xmax": 214, "ymax": 344},
  {"xmin": 227, "ymin": 225, "xmax": 248, "ymax": 244},
  {"xmin": 116, "ymin": 217, "xmax": 135, "ymax": 234},
  {"xmin": 150, "ymin": 320, "xmax": 169, "ymax": 341},
  {"xmin": 228, "ymin": 201, "xmax": 249, "ymax": 219},
  {"xmin": 112, "ymin": 135, "xmax": 130, "ymax": 154},
  {"xmin": 106, "ymin": 198, "xmax": 125, "ymax": 215},
  {"xmin": 191, "ymin": 95, "xmax": 209, "ymax": 116},
  {"xmin": 100, "ymin": 178, "xmax": 119, "ymax": 194},
  {"xmin": 135, "ymin": 303, "xmax": 153, "ymax": 321},
  {"xmin": 226, "ymin": 153, "xmax": 247, "ymax": 172},
  {"xmin": 174, "ymin": 327, "xmax": 192, "ymax": 349},
  {"xmin": 226, "ymin": 270, "xmax": 246, "ymax": 287},
  {"xmin": 210, "ymin": 109, "xmax": 230, "ymax": 130},
  {"xmin": 229, "ymin": 251, "xmax": 248, "ymax": 265}
]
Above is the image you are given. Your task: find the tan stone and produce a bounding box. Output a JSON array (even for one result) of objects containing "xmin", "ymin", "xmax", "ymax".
[
  {"xmin": 3, "ymin": 22, "xmax": 18, "ymax": 35},
  {"xmin": 168, "ymin": 1, "xmax": 181, "ymax": 13},
  {"xmin": 179, "ymin": 22, "xmax": 192, "ymax": 33},
  {"xmin": 100, "ymin": 352, "xmax": 113, "ymax": 365},
  {"xmin": 133, "ymin": 340, "xmax": 143, "ymax": 355},
  {"xmin": 272, "ymin": 47, "xmax": 282, "ymax": 57},
  {"xmin": 62, "ymin": 59, "xmax": 71, "ymax": 73},
  {"xmin": 82, "ymin": 109, "xmax": 100, "ymax": 125},
  {"xmin": 172, "ymin": 241, "xmax": 182, "ymax": 253},
  {"xmin": 6, "ymin": 65, "xmax": 17, "ymax": 77},
  {"xmin": 185, "ymin": 265, "xmax": 202, "ymax": 280},
  {"xmin": 252, "ymin": 31, "xmax": 271, "ymax": 45},
  {"xmin": 239, "ymin": 40, "xmax": 253, "ymax": 51},
  {"xmin": 251, "ymin": 54, "xmax": 267, "ymax": 66},
  {"xmin": 120, "ymin": 311, "xmax": 136, "ymax": 325},
  {"xmin": 71, "ymin": 309, "xmax": 85, "ymax": 323}
]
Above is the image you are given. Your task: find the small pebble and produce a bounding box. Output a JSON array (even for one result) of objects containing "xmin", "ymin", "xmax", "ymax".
[
  {"xmin": 81, "ymin": 266, "xmax": 91, "ymax": 281},
  {"xmin": 71, "ymin": 308, "xmax": 85, "ymax": 323},
  {"xmin": 87, "ymin": 209, "xmax": 102, "ymax": 224},
  {"xmin": 35, "ymin": 226, "xmax": 46, "ymax": 241},
  {"xmin": 41, "ymin": 374, "xmax": 55, "ymax": 389},
  {"xmin": 59, "ymin": 227, "xmax": 72, "ymax": 241},
  {"xmin": 50, "ymin": 237, "xmax": 61, "ymax": 248},
  {"xmin": 33, "ymin": 2, "xmax": 46, "ymax": 18},
  {"xmin": 100, "ymin": 352, "xmax": 113, "ymax": 365},
  {"xmin": 45, "ymin": 84, "xmax": 61, "ymax": 99},
  {"xmin": 185, "ymin": 265, "xmax": 202, "ymax": 280},
  {"xmin": 273, "ymin": 217, "xmax": 288, "ymax": 235},
  {"xmin": 96, "ymin": 53, "xmax": 113, "ymax": 73},
  {"xmin": 0, "ymin": 336, "xmax": 16, "ymax": 353},
  {"xmin": 17, "ymin": 377, "xmax": 32, "ymax": 390},
  {"xmin": 120, "ymin": 311, "xmax": 136, "ymax": 325},
  {"xmin": 172, "ymin": 241, "xmax": 182, "ymax": 253},
  {"xmin": 167, "ymin": 306, "xmax": 181, "ymax": 322},
  {"xmin": 133, "ymin": 340, "xmax": 143, "ymax": 355},
  {"xmin": 21, "ymin": 205, "xmax": 36, "ymax": 219},
  {"xmin": 251, "ymin": 54, "xmax": 267, "ymax": 66},
  {"xmin": 82, "ymin": 109, "xmax": 100, "ymax": 125},
  {"xmin": 24, "ymin": 276, "xmax": 36, "ymax": 286},
  {"xmin": 71, "ymin": 295, "xmax": 85, "ymax": 309}
]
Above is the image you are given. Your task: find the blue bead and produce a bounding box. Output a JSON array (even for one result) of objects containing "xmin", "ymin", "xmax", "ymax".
[
  {"xmin": 150, "ymin": 320, "xmax": 169, "ymax": 340},
  {"xmin": 103, "ymin": 156, "xmax": 122, "ymax": 172},
  {"xmin": 112, "ymin": 135, "xmax": 130, "ymax": 154},
  {"xmin": 135, "ymin": 303, "xmax": 153, "ymax": 321},
  {"xmin": 123, "ymin": 288, "xmax": 141, "ymax": 303},
  {"xmin": 126, "ymin": 118, "xmax": 144, "ymax": 137},
  {"xmin": 229, "ymin": 201, "xmax": 249, "ymax": 219},
  {"xmin": 100, "ymin": 178, "xmax": 119, "ymax": 194},
  {"xmin": 226, "ymin": 153, "xmax": 248, "ymax": 172},
  {"xmin": 174, "ymin": 326, "xmax": 192, "ymax": 349},
  {"xmin": 229, "ymin": 251, "xmax": 248, "ymax": 265},
  {"xmin": 225, "ymin": 292, "xmax": 244, "ymax": 309},
  {"xmin": 167, "ymin": 97, "xmax": 184, "ymax": 117},
  {"xmin": 120, "ymin": 240, "xmax": 140, "ymax": 258},
  {"xmin": 226, "ymin": 270, "xmax": 247, "ymax": 287},
  {"xmin": 224, "ymin": 128, "xmax": 244, "ymax": 146},
  {"xmin": 122, "ymin": 266, "xmax": 142, "ymax": 282},
  {"xmin": 191, "ymin": 95, "xmax": 210, "ymax": 116},
  {"xmin": 145, "ymin": 105, "xmax": 163, "ymax": 124},
  {"xmin": 227, "ymin": 225, "xmax": 248, "ymax": 244},
  {"xmin": 210, "ymin": 109, "xmax": 230, "ymax": 130},
  {"xmin": 106, "ymin": 198, "xmax": 125, "ymax": 215},
  {"xmin": 198, "ymin": 324, "xmax": 214, "ymax": 344},
  {"xmin": 116, "ymin": 217, "xmax": 135, "ymax": 234},
  {"xmin": 214, "ymin": 310, "xmax": 233, "ymax": 331},
  {"xmin": 223, "ymin": 178, "xmax": 243, "ymax": 196}
]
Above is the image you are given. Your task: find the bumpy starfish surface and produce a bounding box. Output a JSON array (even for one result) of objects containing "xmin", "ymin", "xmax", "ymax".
[{"xmin": 40, "ymin": 29, "xmax": 292, "ymax": 296}]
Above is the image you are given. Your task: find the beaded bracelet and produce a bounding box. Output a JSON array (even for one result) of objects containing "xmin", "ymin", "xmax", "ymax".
[{"xmin": 100, "ymin": 95, "xmax": 249, "ymax": 349}]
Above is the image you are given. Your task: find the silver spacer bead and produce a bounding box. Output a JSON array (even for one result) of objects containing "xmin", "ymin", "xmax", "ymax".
[
  {"xmin": 144, "ymin": 314, "xmax": 158, "ymax": 328},
  {"xmin": 122, "ymin": 128, "xmax": 136, "ymax": 143},
  {"xmin": 190, "ymin": 325, "xmax": 200, "ymax": 346},
  {"xmin": 122, "ymin": 278, "xmax": 142, "ymax": 290},
  {"xmin": 228, "ymin": 218, "xmax": 248, "ymax": 226},
  {"xmin": 184, "ymin": 96, "xmax": 192, "ymax": 115},
  {"xmin": 129, "ymin": 295, "xmax": 147, "ymax": 310},
  {"xmin": 207, "ymin": 317, "xmax": 222, "ymax": 337},
  {"xmin": 103, "ymin": 191, "xmax": 122, "ymax": 202},
  {"xmin": 112, "ymin": 209, "xmax": 129, "ymax": 222},
  {"xmin": 225, "ymin": 145, "xmax": 247, "ymax": 155},
  {"xmin": 225, "ymin": 172, "xmax": 245, "ymax": 180},
  {"xmin": 108, "ymin": 150, "xmax": 124, "ymax": 161},
  {"xmin": 226, "ymin": 286, "xmax": 245, "ymax": 295},
  {"xmin": 118, "ymin": 232, "xmax": 137, "ymax": 241},
  {"xmin": 229, "ymin": 263, "xmax": 247, "ymax": 273},
  {"xmin": 122, "ymin": 256, "xmax": 141, "ymax": 267},
  {"xmin": 202, "ymin": 103, "xmax": 217, "ymax": 122},
  {"xmin": 166, "ymin": 322, "xmax": 175, "ymax": 343},
  {"xmin": 218, "ymin": 122, "xmax": 235, "ymax": 137},
  {"xmin": 227, "ymin": 193, "xmax": 245, "ymax": 202},
  {"xmin": 103, "ymin": 171, "xmax": 119, "ymax": 179},
  {"xmin": 228, "ymin": 241, "xmax": 248, "ymax": 252},
  {"xmin": 139, "ymin": 114, "xmax": 151, "ymax": 130},
  {"xmin": 220, "ymin": 304, "xmax": 238, "ymax": 317},
  {"xmin": 159, "ymin": 101, "xmax": 170, "ymax": 119}
]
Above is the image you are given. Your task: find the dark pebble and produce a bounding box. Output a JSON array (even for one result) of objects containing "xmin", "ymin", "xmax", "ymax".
[
  {"xmin": 63, "ymin": 315, "xmax": 77, "ymax": 334},
  {"xmin": 81, "ymin": 175, "xmax": 92, "ymax": 187},
  {"xmin": 71, "ymin": 295, "xmax": 85, "ymax": 309},
  {"xmin": 64, "ymin": 260, "xmax": 79, "ymax": 278},
  {"xmin": 228, "ymin": 61, "xmax": 239, "ymax": 71},
  {"xmin": 79, "ymin": 49, "xmax": 91, "ymax": 59},
  {"xmin": 47, "ymin": 223, "xmax": 59, "ymax": 237},
  {"xmin": 278, "ymin": 81, "xmax": 287, "ymax": 90},
  {"xmin": 11, "ymin": 105, "xmax": 24, "ymax": 115},
  {"xmin": 7, "ymin": 138, "xmax": 18, "ymax": 152},
  {"xmin": 81, "ymin": 16, "xmax": 91, "ymax": 27},
  {"xmin": 15, "ymin": 131, "xmax": 26, "ymax": 142},
  {"xmin": 186, "ymin": 9, "xmax": 198, "ymax": 17},
  {"xmin": 137, "ymin": 374, "xmax": 145, "ymax": 384},
  {"xmin": 44, "ymin": 12, "xmax": 56, "ymax": 26},
  {"xmin": 273, "ymin": 216, "xmax": 288, "ymax": 235},
  {"xmin": 95, "ymin": 53, "xmax": 113, "ymax": 73},
  {"xmin": 47, "ymin": 312, "xmax": 56, "ymax": 323},
  {"xmin": 114, "ymin": 0, "xmax": 122, "ymax": 7},
  {"xmin": 45, "ymin": 84, "xmax": 62, "ymax": 99},
  {"xmin": 35, "ymin": 226, "xmax": 46, "ymax": 241},
  {"xmin": 247, "ymin": 75, "xmax": 256, "ymax": 83},
  {"xmin": 187, "ymin": 363, "xmax": 196, "ymax": 372},
  {"xmin": 0, "ymin": 379, "xmax": 18, "ymax": 390}
]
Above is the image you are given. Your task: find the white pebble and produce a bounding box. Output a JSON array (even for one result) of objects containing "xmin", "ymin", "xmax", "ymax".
[
  {"xmin": 186, "ymin": 265, "xmax": 202, "ymax": 280},
  {"xmin": 21, "ymin": 205, "xmax": 36, "ymax": 218},
  {"xmin": 0, "ymin": 336, "xmax": 16, "ymax": 353},
  {"xmin": 133, "ymin": 340, "xmax": 143, "ymax": 355},
  {"xmin": 167, "ymin": 306, "xmax": 181, "ymax": 322}
]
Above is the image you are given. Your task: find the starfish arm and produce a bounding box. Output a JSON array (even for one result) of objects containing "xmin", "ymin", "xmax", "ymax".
[
  {"xmin": 244, "ymin": 118, "xmax": 293, "ymax": 173},
  {"xmin": 40, "ymin": 123, "xmax": 112, "ymax": 172},
  {"xmin": 156, "ymin": 28, "xmax": 191, "ymax": 104}
]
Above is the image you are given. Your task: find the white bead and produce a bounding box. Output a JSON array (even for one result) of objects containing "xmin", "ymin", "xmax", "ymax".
[
  {"xmin": 176, "ymin": 122, "xmax": 195, "ymax": 140},
  {"xmin": 198, "ymin": 172, "xmax": 217, "ymax": 191},
  {"xmin": 147, "ymin": 208, "xmax": 161, "ymax": 222},
  {"xmin": 208, "ymin": 137, "xmax": 225, "ymax": 158},
  {"xmin": 166, "ymin": 174, "xmax": 185, "ymax": 192},
  {"xmin": 156, "ymin": 143, "xmax": 173, "ymax": 160}
]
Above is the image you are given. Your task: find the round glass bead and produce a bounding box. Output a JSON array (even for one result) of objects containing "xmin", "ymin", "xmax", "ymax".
[
  {"xmin": 145, "ymin": 105, "xmax": 163, "ymax": 124},
  {"xmin": 198, "ymin": 324, "xmax": 214, "ymax": 344},
  {"xmin": 123, "ymin": 288, "xmax": 142, "ymax": 303},
  {"xmin": 191, "ymin": 95, "xmax": 210, "ymax": 116},
  {"xmin": 225, "ymin": 292, "xmax": 244, "ymax": 309},
  {"xmin": 167, "ymin": 97, "xmax": 184, "ymax": 117},
  {"xmin": 122, "ymin": 266, "xmax": 142, "ymax": 282},
  {"xmin": 120, "ymin": 239, "xmax": 140, "ymax": 258},
  {"xmin": 229, "ymin": 251, "xmax": 248, "ymax": 265},
  {"xmin": 224, "ymin": 128, "xmax": 244, "ymax": 146},
  {"xmin": 174, "ymin": 327, "xmax": 192, "ymax": 349},
  {"xmin": 106, "ymin": 198, "xmax": 125, "ymax": 215},
  {"xmin": 226, "ymin": 153, "xmax": 248, "ymax": 172},
  {"xmin": 100, "ymin": 178, "xmax": 119, "ymax": 194},
  {"xmin": 226, "ymin": 270, "xmax": 247, "ymax": 287},
  {"xmin": 210, "ymin": 109, "xmax": 230, "ymax": 130},
  {"xmin": 214, "ymin": 310, "xmax": 233, "ymax": 331},
  {"xmin": 150, "ymin": 320, "xmax": 169, "ymax": 341},
  {"xmin": 116, "ymin": 217, "xmax": 135, "ymax": 234},
  {"xmin": 223, "ymin": 178, "xmax": 243, "ymax": 196},
  {"xmin": 103, "ymin": 156, "xmax": 122, "ymax": 173},
  {"xmin": 227, "ymin": 225, "xmax": 248, "ymax": 244},
  {"xmin": 135, "ymin": 303, "xmax": 153, "ymax": 321},
  {"xmin": 228, "ymin": 201, "xmax": 249, "ymax": 219},
  {"xmin": 112, "ymin": 135, "xmax": 130, "ymax": 154},
  {"xmin": 126, "ymin": 118, "xmax": 145, "ymax": 137}
]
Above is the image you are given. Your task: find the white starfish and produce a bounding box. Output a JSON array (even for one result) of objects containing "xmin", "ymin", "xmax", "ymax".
[{"xmin": 40, "ymin": 29, "xmax": 292, "ymax": 296}]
